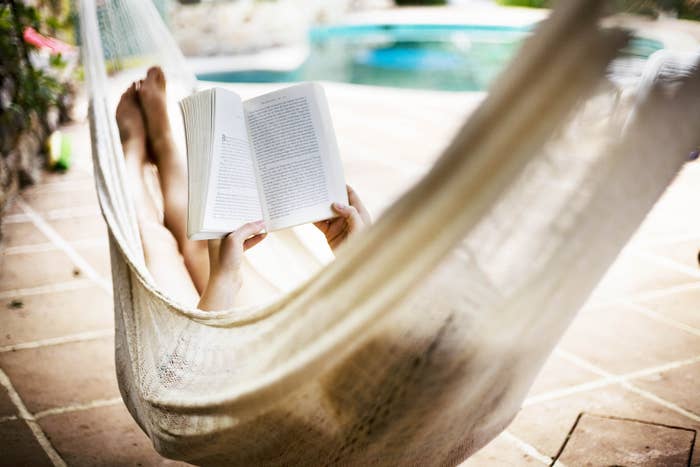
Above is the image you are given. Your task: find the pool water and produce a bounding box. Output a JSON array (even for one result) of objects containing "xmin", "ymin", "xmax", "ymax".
[{"xmin": 197, "ymin": 24, "xmax": 664, "ymax": 92}]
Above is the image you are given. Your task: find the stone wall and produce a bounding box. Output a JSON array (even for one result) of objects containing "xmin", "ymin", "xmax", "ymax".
[{"xmin": 169, "ymin": 0, "xmax": 392, "ymax": 56}]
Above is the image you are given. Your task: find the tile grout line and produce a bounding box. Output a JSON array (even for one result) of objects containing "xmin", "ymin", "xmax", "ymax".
[
  {"xmin": 555, "ymin": 349, "xmax": 627, "ymax": 379},
  {"xmin": 625, "ymin": 301, "xmax": 700, "ymax": 338},
  {"xmin": 33, "ymin": 397, "xmax": 123, "ymax": 420},
  {"xmin": 0, "ymin": 397, "xmax": 122, "ymax": 426},
  {"xmin": 3, "ymin": 206, "xmax": 101, "ymax": 224},
  {"xmin": 42, "ymin": 206, "xmax": 101, "ymax": 221},
  {"xmin": 0, "ymin": 279, "xmax": 95, "ymax": 300},
  {"xmin": 501, "ymin": 431, "xmax": 560, "ymax": 466},
  {"xmin": 1, "ymin": 237, "xmax": 108, "ymax": 256},
  {"xmin": 631, "ymin": 281, "xmax": 700, "ymax": 302},
  {"xmin": 557, "ymin": 350, "xmax": 700, "ymax": 424},
  {"xmin": 0, "ymin": 329, "xmax": 115, "ymax": 353},
  {"xmin": 622, "ymin": 383, "xmax": 700, "ymax": 423},
  {"xmin": 634, "ymin": 250, "xmax": 700, "ymax": 280},
  {"xmin": 1, "ymin": 213, "xmax": 31, "ymax": 224},
  {"xmin": 632, "ymin": 232, "xmax": 700, "ymax": 248},
  {"xmin": 0, "ymin": 368, "xmax": 67, "ymax": 467},
  {"xmin": 620, "ymin": 354, "xmax": 700, "ymax": 380},
  {"xmin": 525, "ymin": 353, "xmax": 700, "ymax": 407},
  {"xmin": 24, "ymin": 180, "xmax": 96, "ymax": 193},
  {"xmin": 523, "ymin": 379, "xmax": 612, "ymax": 407},
  {"xmin": 16, "ymin": 198, "xmax": 112, "ymax": 294},
  {"xmin": 583, "ymin": 282, "xmax": 700, "ymax": 313}
]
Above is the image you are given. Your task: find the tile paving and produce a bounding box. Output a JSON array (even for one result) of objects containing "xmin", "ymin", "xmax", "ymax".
[
  {"xmin": 1, "ymin": 102, "xmax": 700, "ymax": 466},
  {"xmin": 0, "ymin": 384, "xmax": 17, "ymax": 419},
  {"xmin": 39, "ymin": 404, "xmax": 188, "ymax": 467},
  {"xmin": 555, "ymin": 413, "xmax": 694, "ymax": 466},
  {"xmin": 0, "ymin": 337, "xmax": 119, "ymax": 414},
  {"xmin": 1, "ymin": 419, "xmax": 54, "ymax": 467},
  {"xmin": 0, "ymin": 285, "xmax": 112, "ymax": 347},
  {"xmin": 636, "ymin": 285, "xmax": 700, "ymax": 331}
]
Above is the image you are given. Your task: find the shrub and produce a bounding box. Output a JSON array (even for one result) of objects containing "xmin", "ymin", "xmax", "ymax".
[{"xmin": 0, "ymin": 2, "xmax": 70, "ymax": 147}]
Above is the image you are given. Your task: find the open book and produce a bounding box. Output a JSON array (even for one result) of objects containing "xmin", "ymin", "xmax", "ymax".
[{"xmin": 179, "ymin": 83, "xmax": 348, "ymax": 240}]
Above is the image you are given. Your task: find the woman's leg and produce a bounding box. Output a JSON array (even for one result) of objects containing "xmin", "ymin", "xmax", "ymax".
[
  {"xmin": 137, "ymin": 67, "xmax": 210, "ymax": 293},
  {"xmin": 116, "ymin": 83, "xmax": 200, "ymax": 306}
]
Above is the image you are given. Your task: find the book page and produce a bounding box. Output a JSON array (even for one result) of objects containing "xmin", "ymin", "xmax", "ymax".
[
  {"xmin": 201, "ymin": 88, "xmax": 264, "ymax": 236},
  {"xmin": 180, "ymin": 89, "xmax": 214, "ymax": 239},
  {"xmin": 244, "ymin": 83, "xmax": 347, "ymax": 231}
]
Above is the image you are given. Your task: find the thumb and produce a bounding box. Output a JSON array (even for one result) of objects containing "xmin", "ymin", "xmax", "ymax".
[
  {"xmin": 332, "ymin": 202, "xmax": 362, "ymax": 231},
  {"xmin": 219, "ymin": 221, "xmax": 265, "ymax": 264}
]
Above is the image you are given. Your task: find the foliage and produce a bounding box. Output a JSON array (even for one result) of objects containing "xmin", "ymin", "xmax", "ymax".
[{"xmin": 0, "ymin": 1, "xmax": 71, "ymax": 151}]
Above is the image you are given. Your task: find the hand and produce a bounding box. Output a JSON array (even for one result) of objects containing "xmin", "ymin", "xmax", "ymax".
[
  {"xmin": 314, "ymin": 185, "xmax": 371, "ymax": 251},
  {"xmin": 198, "ymin": 221, "xmax": 266, "ymax": 310}
]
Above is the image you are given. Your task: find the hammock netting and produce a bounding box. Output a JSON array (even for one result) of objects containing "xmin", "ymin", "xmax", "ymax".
[{"xmin": 78, "ymin": 0, "xmax": 700, "ymax": 465}]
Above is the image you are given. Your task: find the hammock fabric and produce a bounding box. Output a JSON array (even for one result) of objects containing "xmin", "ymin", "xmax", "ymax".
[{"xmin": 79, "ymin": 0, "xmax": 700, "ymax": 465}]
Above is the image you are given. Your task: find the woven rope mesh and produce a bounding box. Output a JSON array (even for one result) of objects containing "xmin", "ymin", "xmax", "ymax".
[{"xmin": 78, "ymin": 0, "xmax": 700, "ymax": 464}]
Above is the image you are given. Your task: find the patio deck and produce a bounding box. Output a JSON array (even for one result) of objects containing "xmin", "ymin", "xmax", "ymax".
[{"xmin": 1, "ymin": 77, "xmax": 700, "ymax": 466}]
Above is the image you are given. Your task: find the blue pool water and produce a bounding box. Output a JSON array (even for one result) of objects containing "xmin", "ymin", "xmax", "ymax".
[{"xmin": 197, "ymin": 24, "xmax": 664, "ymax": 92}]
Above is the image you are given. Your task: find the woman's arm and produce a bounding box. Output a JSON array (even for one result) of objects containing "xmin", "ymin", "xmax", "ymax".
[
  {"xmin": 198, "ymin": 221, "xmax": 266, "ymax": 311},
  {"xmin": 199, "ymin": 185, "xmax": 370, "ymax": 310}
]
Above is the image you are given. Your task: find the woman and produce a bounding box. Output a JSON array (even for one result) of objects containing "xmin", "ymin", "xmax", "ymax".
[{"xmin": 115, "ymin": 67, "xmax": 371, "ymax": 310}]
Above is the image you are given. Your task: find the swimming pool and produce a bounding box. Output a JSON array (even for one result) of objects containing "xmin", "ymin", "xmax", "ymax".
[{"xmin": 197, "ymin": 24, "xmax": 664, "ymax": 92}]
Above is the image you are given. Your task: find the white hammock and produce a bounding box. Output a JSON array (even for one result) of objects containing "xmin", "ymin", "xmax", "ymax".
[{"xmin": 78, "ymin": 0, "xmax": 700, "ymax": 464}]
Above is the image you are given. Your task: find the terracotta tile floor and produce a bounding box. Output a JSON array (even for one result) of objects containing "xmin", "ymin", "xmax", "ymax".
[{"xmin": 2, "ymin": 110, "xmax": 700, "ymax": 466}]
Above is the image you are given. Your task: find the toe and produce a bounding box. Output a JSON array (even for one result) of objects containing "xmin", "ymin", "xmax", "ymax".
[
  {"xmin": 126, "ymin": 82, "xmax": 138, "ymax": 100},
  {"xmin": 147, "ymin": 66, "xmax": 166, "ymax": 88},
  {"xmin": 123, "ymin": 83, "xmax": 133, "ymax": 96},
  {"xmin": 118, "ymin": 84, "xmax": 136, "ymax": 109}
]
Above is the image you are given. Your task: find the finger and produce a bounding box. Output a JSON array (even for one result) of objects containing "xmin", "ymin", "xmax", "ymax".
[
  {"xmin": 332, "ymin": 203, "xmax": 362, "ymax": 231},
  {"xmin": 347, "ymin": 185, "xmax": 371, "ymax": 224},
  {"xmin": 233, "ymin": 221, "xmax": 266, "ymax": 243},
  {"xmin": 325, "ymin": 218, "xmax": 347, "ymax": 240},
  {"xmin": 243, "ymin": 233, "xmax": 267, "ymax": 251},
  {"xmin": 332, "ymin": 202, "xmax": 351, "ymax": 218},
  {"xmin": 329, "ymin": 230, "xmax": 348, "ymax": 250},
  {"xmin": 328, "ymin": 222, "xmax": 349, "ymax": 246}
]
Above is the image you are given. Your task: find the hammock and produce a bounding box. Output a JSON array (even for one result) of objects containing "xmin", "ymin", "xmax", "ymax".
[{"xmin": 78, "ymin": 0, "xmax": 700, "ymax": 465}]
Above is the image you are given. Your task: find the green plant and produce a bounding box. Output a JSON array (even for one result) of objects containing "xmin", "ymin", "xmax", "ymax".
[{"xmin": 0, "ymin": 0, "xmax": 70, "ymax": 152}]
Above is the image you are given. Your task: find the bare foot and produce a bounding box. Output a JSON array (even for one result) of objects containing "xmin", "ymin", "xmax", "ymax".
[
  {"xmin": 138, "ymin": 66, "xmax": 172, "ymax": 159},
  {"xmin": 115, "ymin": 83, "xmax": 148, "ymax": 164}
]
